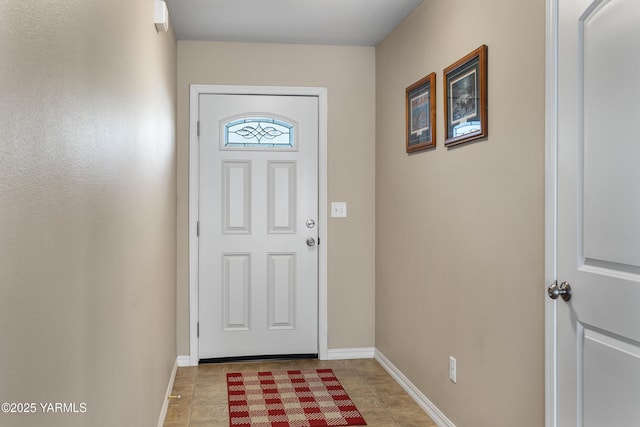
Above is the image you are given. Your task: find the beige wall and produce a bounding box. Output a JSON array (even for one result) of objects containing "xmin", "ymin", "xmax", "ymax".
[
  {"xmin": 0, "ymin": 1, "xmax": 177, "ymax": 426},
  {"xmin": 176, "ymin": 42, "xmax": 376, "ymax": 354},
  {"xmin": 375, "ymin": 1, "xmax": 545, "ymax": 426}
]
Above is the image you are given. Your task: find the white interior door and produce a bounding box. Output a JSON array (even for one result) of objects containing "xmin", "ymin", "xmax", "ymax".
[
  {"xmin": 198, "ymin": 93, "xmax": 319, "ymax": 359},
  {"xmin": 551, "ymin": 0, "xmax": 640, "ymax": 425}
]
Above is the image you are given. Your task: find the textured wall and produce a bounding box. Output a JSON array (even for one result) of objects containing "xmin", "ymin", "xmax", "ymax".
[
  {"xmin": 375, "ymin": 0, "xmax": 546, "ymax": 426},
  {"xmin": 0, "ymin": 1, "xmax": 177, "ymax": 426},
  {"xmin": 176, "ymin": 41, "xmax": 376, "ymax": 355}
]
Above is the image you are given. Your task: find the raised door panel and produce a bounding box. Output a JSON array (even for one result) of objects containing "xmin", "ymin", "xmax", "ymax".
[
  {"xmin": 267, "ymin": 253, "xmax": 296, "ymax": 330},
  {"xmin": 222, "ymin": 161, "xmax": 251, "ymax": 234},
  {"xmin": 222, "ymin": 254, "xmax": 251, "ymax": 331}
]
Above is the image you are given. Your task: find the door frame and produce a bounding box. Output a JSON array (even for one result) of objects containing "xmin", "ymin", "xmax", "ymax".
[
  {"xmin": 545, "ymin": 0, "xmax": 558, "ymax": 425},
  {"xmin": 188, "ymin": 84, "xmax": 329, "ymax": 366}
]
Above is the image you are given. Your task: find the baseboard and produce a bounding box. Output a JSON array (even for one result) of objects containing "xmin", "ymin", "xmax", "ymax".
[
  {"xmin": 374, "ymin": 349, "xmax": 456, "ymax": 427},
  {"xmin": 177, "ymin": 355, "xmax": 192, "ymax": 367},
  {"xmin": 157, "ymin": 358, "xmax": 179, "ymax": 427},
  {"xmin": 327, "ymin": 347, "xmax": 375, "ymax": 360}
]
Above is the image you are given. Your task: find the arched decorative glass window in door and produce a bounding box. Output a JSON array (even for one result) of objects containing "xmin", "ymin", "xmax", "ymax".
[{"xmin": 222, "ymin": 115, "xmax": 296, "ymax": 150}]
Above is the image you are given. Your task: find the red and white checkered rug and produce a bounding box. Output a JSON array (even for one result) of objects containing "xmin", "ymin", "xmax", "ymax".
[{"xmin": 227, "ymin": 368, "xmax": 367, "ymax": 427}]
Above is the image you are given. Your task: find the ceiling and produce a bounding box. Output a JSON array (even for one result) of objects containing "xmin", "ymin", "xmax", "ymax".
[{"xmin": 164, "ymin": 0, "xmax": 424, "ymax": 46}]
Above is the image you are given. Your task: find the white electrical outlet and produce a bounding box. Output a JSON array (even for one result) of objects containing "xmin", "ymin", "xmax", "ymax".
[{"xmin": 449, "ymin": 356, "xmax": 457, "ymax": 383}]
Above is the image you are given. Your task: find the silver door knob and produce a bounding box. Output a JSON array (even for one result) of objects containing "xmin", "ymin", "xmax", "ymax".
[
  {"xmin": 306, "ymin": 237, "xmax": 316, "ymax": 247},
  {"xmin": 548, "ymin": 281, "xmax": 572, "ymax": 301}
]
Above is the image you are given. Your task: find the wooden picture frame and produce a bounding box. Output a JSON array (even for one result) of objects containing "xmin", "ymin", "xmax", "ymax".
[
  {"xmin": 406, "ymin": 72, "xmax": 436, "ymax": 153},
  {"xmin": 443, "ymin": 45, "xmax": 488, "ymax": 147}
]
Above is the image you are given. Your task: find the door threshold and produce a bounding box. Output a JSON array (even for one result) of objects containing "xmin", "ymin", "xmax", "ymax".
[{"xmin": 199, "ymin": 353, "xmax": 318, "ymax": 364}]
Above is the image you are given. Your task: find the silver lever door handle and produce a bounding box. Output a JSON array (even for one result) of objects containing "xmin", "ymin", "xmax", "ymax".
[
  {"xmin": 548, "ymin": 281, "xmax": 572, "ymax": 302},
  {"xmin": 306, "ymin": 237, "xmax": 316, "ymax": 247}
]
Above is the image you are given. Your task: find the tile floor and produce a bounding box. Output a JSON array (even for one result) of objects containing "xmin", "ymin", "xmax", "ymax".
[{"xmin": 163, "ymin": 358, "xmax": 437, "ymax": 427}]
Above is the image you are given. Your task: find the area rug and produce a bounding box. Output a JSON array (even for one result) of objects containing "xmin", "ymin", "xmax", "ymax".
[{"xmin": 227, "ymin": 368, "xmax": 366, "ymax": 427}]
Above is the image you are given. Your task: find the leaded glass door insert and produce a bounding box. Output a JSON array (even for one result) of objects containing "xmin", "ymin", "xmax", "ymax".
[{"xmin": 222, "ymin": 116, "xmax": 296, "ymax": 150}]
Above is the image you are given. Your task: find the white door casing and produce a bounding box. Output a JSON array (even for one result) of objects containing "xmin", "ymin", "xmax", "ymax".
[
  {"xmin": 188, "ymin": 85, "xmax": 328, "ymax": 365},
  {"xmin": 546, "ymin": 0, "xmax": 640, "ymax": 426}
]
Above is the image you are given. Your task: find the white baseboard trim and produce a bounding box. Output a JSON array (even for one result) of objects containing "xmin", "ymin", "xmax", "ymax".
[
  {"xmin": 374, "ymin": 349, "xmax": 456, "ymax": 427},
  {"xmin": 177, "ymin": 355, "xmax": 193, "ymax": 367},
  {"xmin": 327, "ymin": 347, "xmax": 375, "ymax": 360},
  {"xmin": 157, "ymin": 358, "xmax": 179, "ymax": 427}
]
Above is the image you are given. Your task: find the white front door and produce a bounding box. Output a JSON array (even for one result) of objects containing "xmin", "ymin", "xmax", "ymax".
[
  {"xmin": 198, "ymin": 93, "xmax": 319, "ymax": 359},
  {"xmin": 550, "ymin": 0, "xmax": 640, "ymax": 425}
]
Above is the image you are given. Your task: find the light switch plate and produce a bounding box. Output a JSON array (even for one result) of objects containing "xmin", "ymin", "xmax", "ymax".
[{"xmin": 331, "ymin": 202, "xmax": 347, "ymax": 218}]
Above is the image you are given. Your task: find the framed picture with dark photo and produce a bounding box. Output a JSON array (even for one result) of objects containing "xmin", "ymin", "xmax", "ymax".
[
  {"xmin": 406, "ymin": 72, "xmax": 436, "ymax": 153},
  {"xmin": 443, "ymin": 45, "xmax": 488, "ymax": 147}
]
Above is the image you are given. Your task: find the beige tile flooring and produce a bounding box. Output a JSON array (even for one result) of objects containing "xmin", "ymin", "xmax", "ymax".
[{"xmin": 163, "ymin": 358, "xmax": 437, "ymax": 427}]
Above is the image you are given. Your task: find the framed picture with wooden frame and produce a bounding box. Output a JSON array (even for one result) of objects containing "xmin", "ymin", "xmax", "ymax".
[
  {"xmin": 443, "ymin": 45, "xmax": 488, "ymax": 147},
  {"xmin": 406, "ymin": 72, "xmax": 436, "ymax": 153}
]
